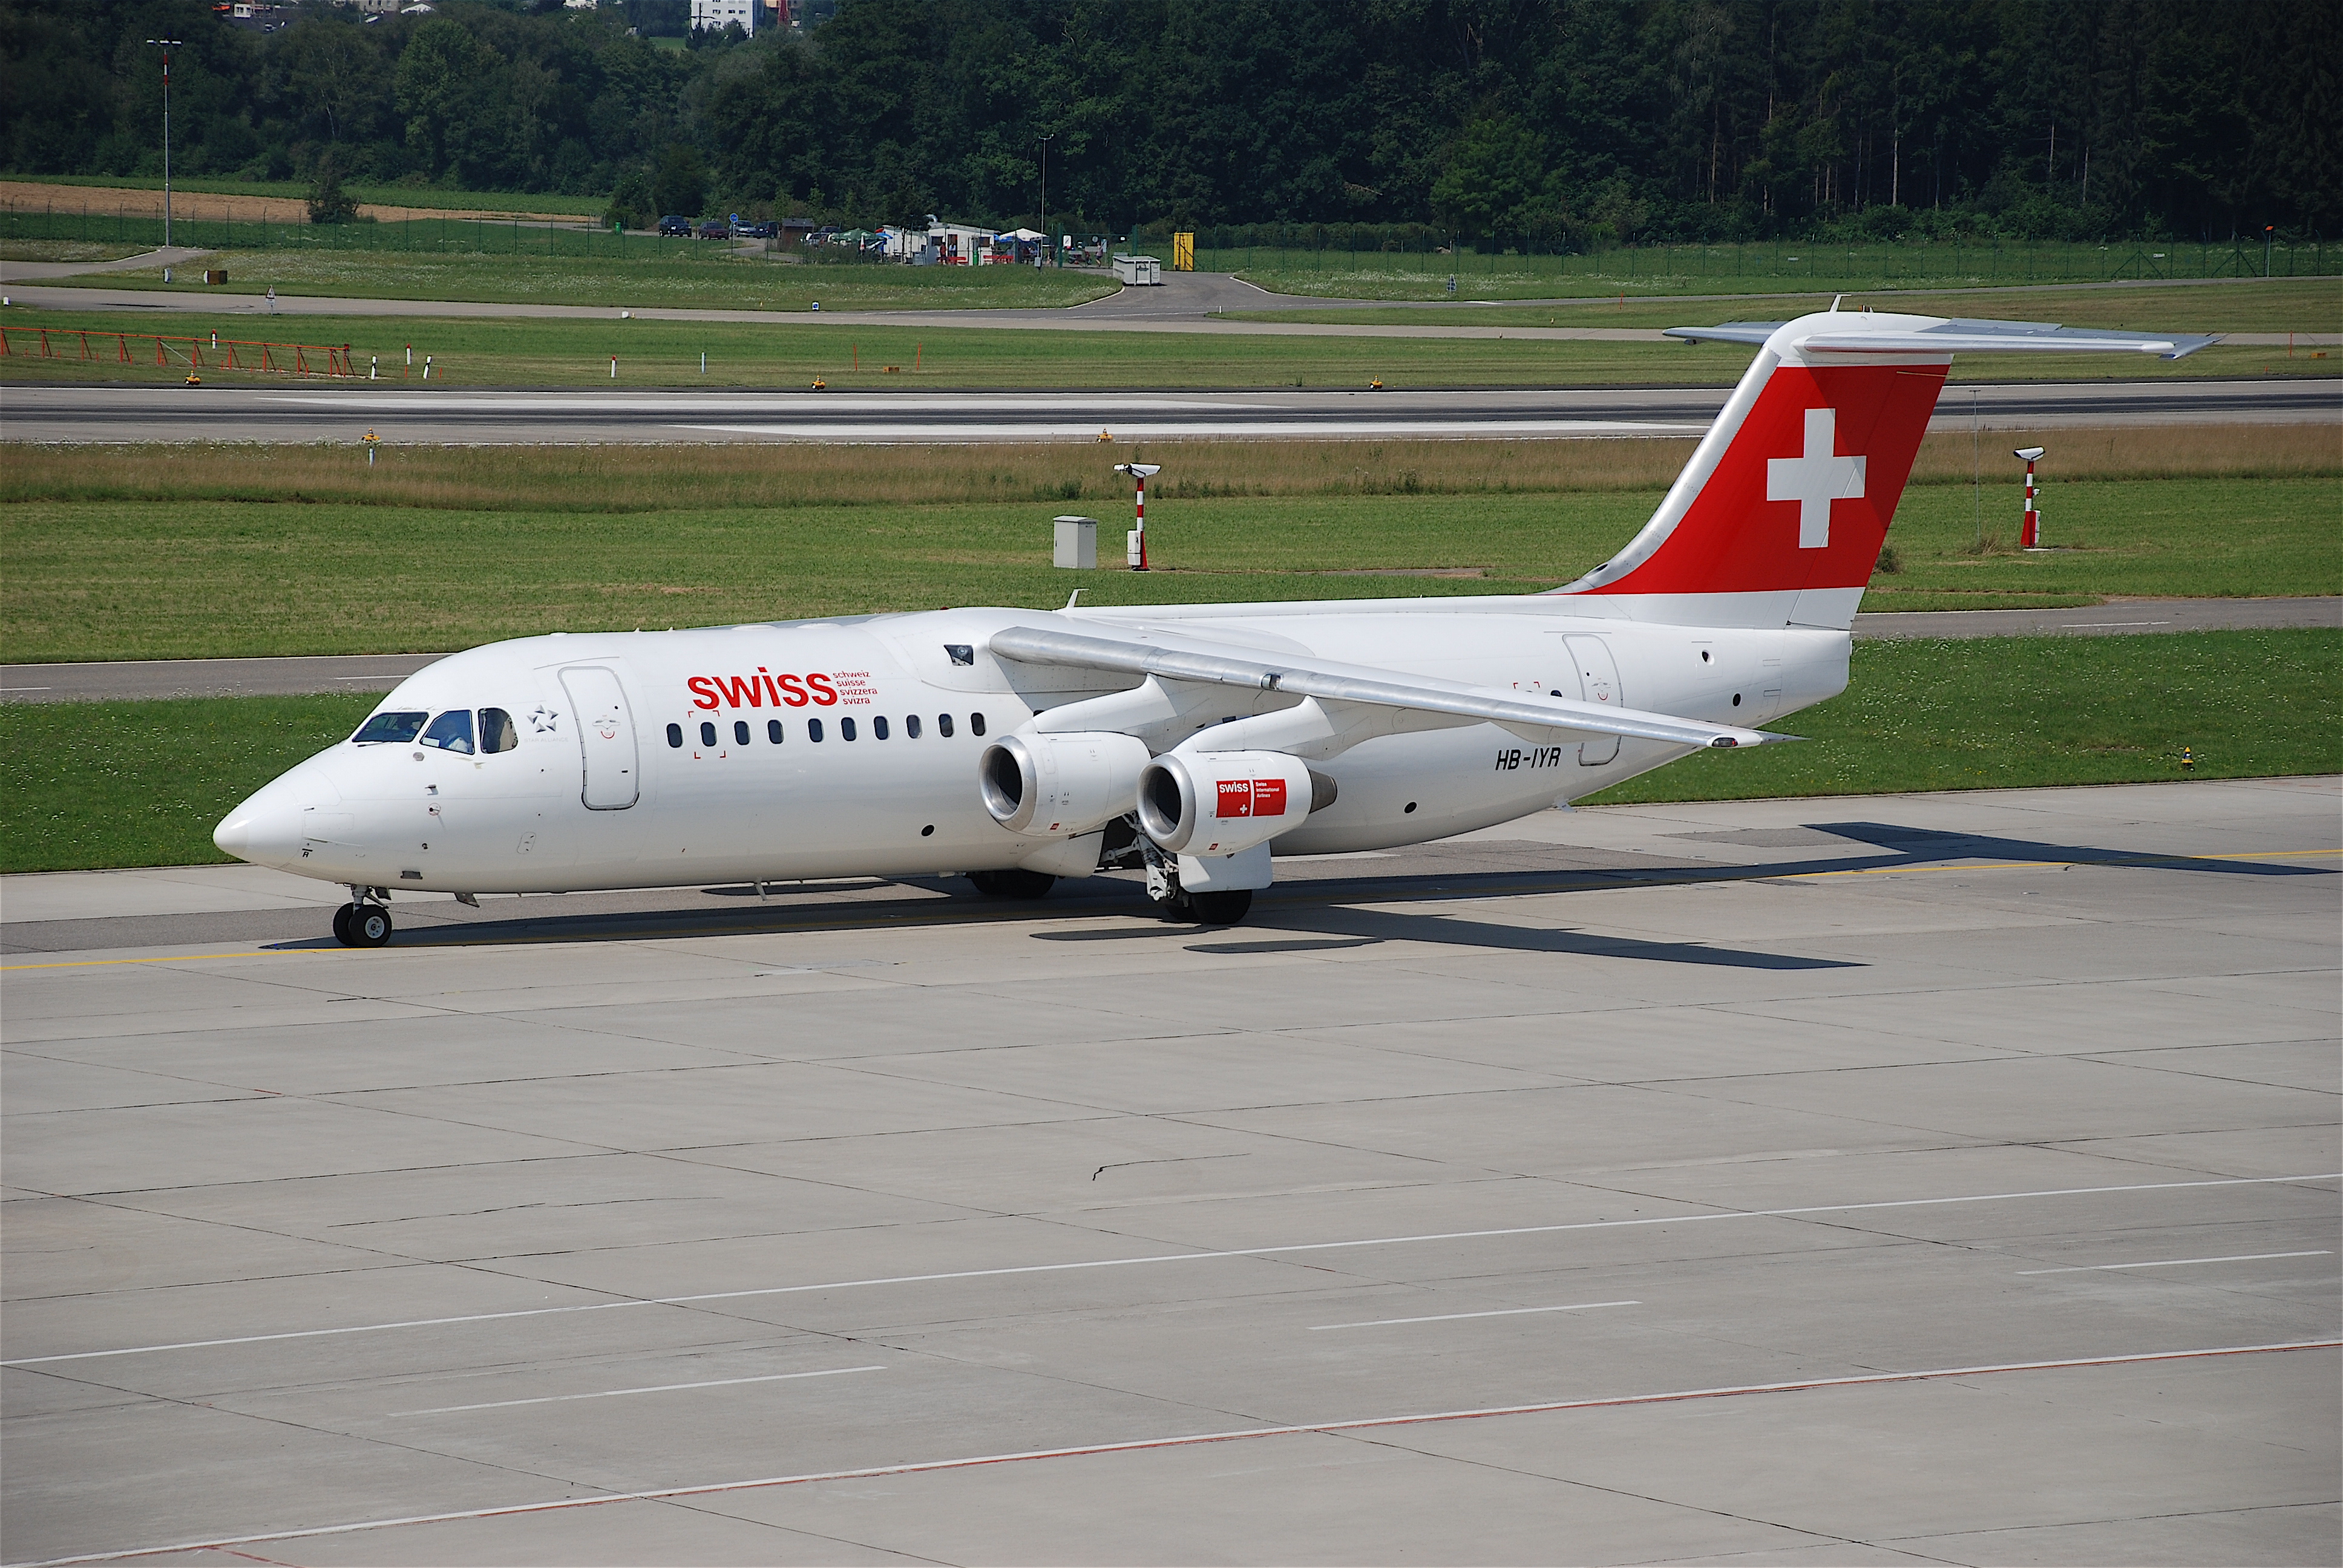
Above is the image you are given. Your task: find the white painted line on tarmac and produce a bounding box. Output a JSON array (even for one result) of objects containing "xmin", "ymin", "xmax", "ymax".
[
  {"xmin": 7, "ymin": 1171, "xmax": 2332, "ymax": 1368},
  {"xmin": 2059, "ymin": 620, "xmax": 2173, "ymax": 629},
  {"xmin": 1310, "ymin": 1301, "xmax": 1637, "ymax": 1330},
  {"xmin": 2017, "ymin": 1250, "xmax": 2330, "ymax": 1275},
  {"xmin": 386, "ymin": 1364, "xmax": 882, "ymax": 1417},
  {"xmin": 15, "ymin": 1340, "xmax": 2336, "ymax": 1568}
]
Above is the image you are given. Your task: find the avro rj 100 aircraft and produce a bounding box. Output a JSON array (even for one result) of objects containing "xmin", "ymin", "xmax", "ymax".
[{"xmin": 216, "ymin": 310, "xmax": 2207, "ymax": 945}]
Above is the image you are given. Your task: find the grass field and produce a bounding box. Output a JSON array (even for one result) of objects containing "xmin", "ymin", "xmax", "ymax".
[
  {"xmin": 1582, "ymin": 629, "xmax": 2340, "ymax": 805},
  {"xmin": 4, "ymin": 435, "xmax": 2333, "ymax": 662},
  {"xmin": 4, "ymin": 303, "xmax": 2329, "ymax": 391},
  {"xmin": 38, "ymin": 247, "xmax": 1119, "ymax": 313},
  {"xmin": 3, "ymin": 630, "xmax": 2331, "ymax": 874},
  {"xmin": 0, "ymin": 239, "xmax": 151, "ymax": 264},
  {"xmin": 1214, "ymin": 237, "xmax": 2339, "ymax": 301},
  {"xmin": 1229, "ymin": 279, "xmax": 2343, "ymax": 336}
]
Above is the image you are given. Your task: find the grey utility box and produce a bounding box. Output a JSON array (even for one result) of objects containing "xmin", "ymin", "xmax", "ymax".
[
  {"xmin": 1053, "ymin": 515, "xmax": 1099, "ymax": 569},
  {"xmin": 1112, "ymin": 254, "xmax": 1162, "ymax": 285}
]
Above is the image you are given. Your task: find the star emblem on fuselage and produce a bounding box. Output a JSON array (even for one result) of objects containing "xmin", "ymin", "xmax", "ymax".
[{"xmin": 529, "ymin": 706, "xmax": 560, "ymax": 733}]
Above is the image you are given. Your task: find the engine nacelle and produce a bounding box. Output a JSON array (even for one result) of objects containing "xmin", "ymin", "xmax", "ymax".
[
  {"xmin": 979, "ymin": 731, "xmax": 1150, "ymax": 835},
  {"xmin": 1137, "ymin": 749, "xmax": 1330, "ymax": 856}
]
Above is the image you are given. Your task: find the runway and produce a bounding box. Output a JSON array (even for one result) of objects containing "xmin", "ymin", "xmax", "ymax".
[
  {"xmin": 3, "ymin": 778, "xmax": 2336, "ymax": 1565},
  {"xmin": 4, "ymin": 377, "xmax": 2335, "ymax": 445}
]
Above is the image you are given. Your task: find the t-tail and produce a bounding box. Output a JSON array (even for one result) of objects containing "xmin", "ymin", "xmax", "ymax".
[{"xmin": 1547, "ymin": 309, "xmax": 2214, "ymax": 630}]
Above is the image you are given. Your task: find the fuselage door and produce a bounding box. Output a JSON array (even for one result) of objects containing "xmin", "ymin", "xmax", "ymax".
[
  {"xmin": 560, "ymin": 666, "xmax": 639, "ymax": 809},
  {"xmin": 1562, "ymin": 636, "xmax": 1624, "ymax": 766}
]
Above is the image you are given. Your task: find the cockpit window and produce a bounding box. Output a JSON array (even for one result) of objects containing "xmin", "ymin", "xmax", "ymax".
[
  {"xmin": 352, "ymin": 711, "xmax": 428, "ymax": 745},
  {"xmin": 480, "ymin": 708, "xmax": 519, "ymax": 754},
  {"xmin": 419, "ymin": 710, "xmax": 476, "ymax": 754}
]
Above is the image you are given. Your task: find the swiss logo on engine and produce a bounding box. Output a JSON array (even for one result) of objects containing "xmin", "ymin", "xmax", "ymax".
[{"xmin": 1216, "ymin": 778, "xmax": 1288, "ymax": 818}]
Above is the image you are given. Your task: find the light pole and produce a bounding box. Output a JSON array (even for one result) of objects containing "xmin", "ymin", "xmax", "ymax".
[
  {"xmin": 1038, "ymin": 131, "xmax": 1055, "ymax": 267},
  {"xmin": 2264, "ymin": 224, "xmax": 2275, "ymax": 278},
  {"xmin": 145, "ymin": 39, "xmax": 183, "ymax": 256}
]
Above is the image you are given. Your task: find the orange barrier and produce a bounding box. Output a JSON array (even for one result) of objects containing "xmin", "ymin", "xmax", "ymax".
[{"xmin": 0, "ymin": 325, "xmax": 356, "ymax": 377}]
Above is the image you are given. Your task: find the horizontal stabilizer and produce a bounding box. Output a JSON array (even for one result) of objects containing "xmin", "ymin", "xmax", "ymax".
[
  {"xmin": 1666, "ymin": 316, "xmax": 2217, "ymax": 359},
  {"xmin": 990, "ymin": 623, "xmax": 1791, "ymax": 751}
]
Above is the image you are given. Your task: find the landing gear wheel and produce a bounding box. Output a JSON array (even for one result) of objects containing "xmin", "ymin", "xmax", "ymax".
[
  {"xmin": 330, "ymin": 903, "xmax": 355, "ymax": 946},
  {"xmin": 969, "ymin": 869, "xmax": 1057, "ymax": 900},
  {"xmin": 1188, "ymin": 889, "xmax": 1253, "ymax": 925},
  {"xmin": 350, "ymin": 904, "xmax": 393, "ymax": 947}
]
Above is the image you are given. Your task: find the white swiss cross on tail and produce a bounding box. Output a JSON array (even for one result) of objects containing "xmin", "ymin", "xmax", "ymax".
[{"xmin": 1767, "ymin": 407, "xmax": 1866, "ymax": 549}]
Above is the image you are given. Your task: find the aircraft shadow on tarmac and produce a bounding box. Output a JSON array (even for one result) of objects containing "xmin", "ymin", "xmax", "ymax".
[{"xmin": 215, "ymin": 817, "xmax": 2330, "ymax": 959}]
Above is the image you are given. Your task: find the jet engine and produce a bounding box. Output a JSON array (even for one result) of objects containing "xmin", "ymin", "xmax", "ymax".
[
  {"xmin": 979, "ymin": 731, "xmax": 1151, "ymax": 835},
  {"xmin": 1136, "ymin": 749, "xmax": 1334, "ymax": 856}
]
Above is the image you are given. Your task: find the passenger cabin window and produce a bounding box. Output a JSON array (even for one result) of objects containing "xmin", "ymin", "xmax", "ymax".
[
  {"xmin": 480, "ymin": 708, "xmax": 519, "ymax": 754},
  {"xmin": 767, "ymin": 719, "xmax": 784, "ymax": 743},
  {"xmin": 419, "ymin": 710, "xmax": 476, "ymax": 754},
  {"xmin": 874, "ymin": 716, "xmax": 890, "ymax": 740},
  {"xmin": 700, "ymin": 721, "xmax": 718, "ymax": 747},
  {"xmin": 938, "ymin": 713, "xmax": 954, "ymax": 738},
  {"xmin": 808, "ymin": 719, "xmax": 824, "ymax": 742},
  {"xmin": 667, "ymin": 724, "xmax": 684, "ymax": 748},
  {"xmin": 906, "ymin": 714, "xmax": 922, "ymax": 739},
  {"xmin": 841, "ymin": 717, "xmax": 858, "ymax": 741},
  {"xmin": 353, "ymin": 711, "xmax": 428, "ymax": 745},
  {"xmin": 733, "ymin": 720, "xmax": 751, "ymax": 746},
  {"xmin": 971, "ymin": 713, "xmax": 987, "ymax": 736}
]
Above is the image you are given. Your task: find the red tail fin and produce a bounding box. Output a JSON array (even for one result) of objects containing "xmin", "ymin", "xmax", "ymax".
[
  {"xmin": 1553, "ymin": 310, "xmax": 2210, "ymax": 629},
  {"xmin": 1553, "ymin": 330, "xmax": 1943, "ymax": 628}
]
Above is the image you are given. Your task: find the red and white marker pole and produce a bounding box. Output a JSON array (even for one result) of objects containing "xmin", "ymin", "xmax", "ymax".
[
  {"xmin": 2015, "ymin": 445, "xmax": 2045, "ymax": 549},
  {"xmin": 1115, "ymin": 462, "xmax": 1161, "ymax": 570}
]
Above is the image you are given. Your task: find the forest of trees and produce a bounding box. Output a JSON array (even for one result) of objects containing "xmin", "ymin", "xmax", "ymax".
[{"xmin": 3, "ymin": 0, "xmax": 2335, "ymax": 246}]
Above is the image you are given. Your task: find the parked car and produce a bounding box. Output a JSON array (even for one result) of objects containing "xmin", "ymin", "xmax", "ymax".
[
  {"xmin": 657, "ymin": 215, "xmax": 693, "ymax": 237},
  {"xmin": 696, "ymin": 219, "xmax": 729, "ymax": 240},
  {"xmin": 733, "ymin": 220, "xmax": 777, "ymax": 239}
]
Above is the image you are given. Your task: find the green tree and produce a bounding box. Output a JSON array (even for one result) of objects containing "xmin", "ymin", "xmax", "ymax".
[
  {"xmin": 306, "ymin": 149, "xmax": 359, "ymax": 223},
  {"xmin": 1431, "ymin": 113, "xmax": 1545, "ymax": 248},
  {"xmin": 652, "ymin": 140, "xmax": 707, "ymax": 217},
  {"xmin": 392, "ymin": 18, "xmax": 491, "ymax": 178}
]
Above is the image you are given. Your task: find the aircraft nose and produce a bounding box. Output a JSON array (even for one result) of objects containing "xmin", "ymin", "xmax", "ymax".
[
  {"xmin": 214, "ymin": 801, "xmax": 304, "ymax": 866},
  {"xmin": 217, "ymin": 757, "xmax": 344, "ymax": 867},
  {"xmin": 214, "ymin": 789, "xmax": 313, "ymax": 867}
]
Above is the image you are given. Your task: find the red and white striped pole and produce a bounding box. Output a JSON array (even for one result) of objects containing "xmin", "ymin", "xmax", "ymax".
[
  {"xmin": 1115, "ymin": 462, "xmax": 1161, "ymax": 570},
  {"xmin": 2015, "ymin": 445, "xmax": 2045, "ymax": 549}
]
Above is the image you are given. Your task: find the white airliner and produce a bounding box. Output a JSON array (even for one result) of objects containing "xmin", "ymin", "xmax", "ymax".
[{"xmin": 215, "ymin": 309, "xmax": 2207, "ymax": 945}]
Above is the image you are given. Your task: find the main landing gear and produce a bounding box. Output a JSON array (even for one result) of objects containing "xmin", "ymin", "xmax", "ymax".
[
  {"xmin": 332, "ymin": 887, "xmax": 393, "ymax": 948},
  {"xmin": 1141, "ymin": 840, "xmax": 1251, "ymax": 926}
]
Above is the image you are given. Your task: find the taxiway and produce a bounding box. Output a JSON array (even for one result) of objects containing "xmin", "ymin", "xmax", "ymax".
[{"xmin": 3, "ymin": 778, "xmax": 2335, "ymax": 1565}]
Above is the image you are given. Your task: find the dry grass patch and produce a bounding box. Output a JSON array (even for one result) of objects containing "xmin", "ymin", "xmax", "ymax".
[{"xmin": 5, "ymin": 426, "xmax": 2332, "ymax": 514}]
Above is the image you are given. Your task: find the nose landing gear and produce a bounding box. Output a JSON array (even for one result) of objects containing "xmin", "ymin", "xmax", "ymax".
[{"xmin": 333, "ymin": 887, "xmax": 393, "ymax": 947}]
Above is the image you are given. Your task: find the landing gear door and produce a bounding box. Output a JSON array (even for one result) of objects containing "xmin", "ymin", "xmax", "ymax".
[
  {"xmin": 560, "ymin": 666, "xmax": 639, "ymax": 809},
  {"xmin": 1562, "ymin": 636, "xmax": 1623, "ymax": 766}
]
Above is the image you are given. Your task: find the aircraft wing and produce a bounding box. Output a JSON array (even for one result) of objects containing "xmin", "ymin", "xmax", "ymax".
[
  {"xmin": 988, "ymin": 624, "xmax": 1792, "ymax": 750},
  {"xmin": 1666, "ymin": 317, "xmax": 2217, "ymax": 359}
]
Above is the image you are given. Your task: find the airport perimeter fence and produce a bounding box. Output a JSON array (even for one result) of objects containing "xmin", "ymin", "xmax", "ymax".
[{"xmin": 1138, "ymin": 223, "xmax": 2337, "ymax": 292}]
